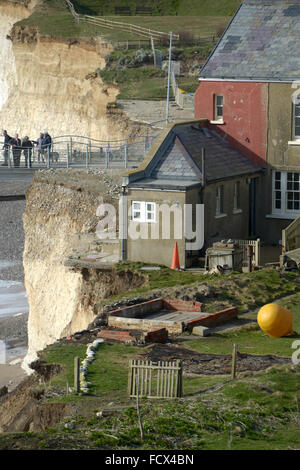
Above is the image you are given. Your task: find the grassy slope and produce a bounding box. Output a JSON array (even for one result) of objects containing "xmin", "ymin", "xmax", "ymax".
[
  {"xmin": 0, "ymin": 269, "xmax": 299, "ymax": 450},
  {"xmin": 16, "ymin": 0, "xmax": 234, "ymax": 39},
  {"xmin": 72, "ymin": 0, "xmax": 241, "ymax": 16}
]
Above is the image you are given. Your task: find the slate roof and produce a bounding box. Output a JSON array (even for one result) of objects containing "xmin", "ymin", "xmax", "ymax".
[
  {"xmin": 172, "ymin": 123, "xmax": 262, "ymax": 183},
  {"xmin": 127, "ymin": 122, "xmax": 263, "ymax": 189},
  {"xmin": 199, "ymin": 0, "xmax": 300, "ymax": 81}
]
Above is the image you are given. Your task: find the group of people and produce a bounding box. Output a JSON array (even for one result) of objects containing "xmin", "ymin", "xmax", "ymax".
[{"xmin": 1, "ymin": 130, "xmax": 52, "ymax": 168}]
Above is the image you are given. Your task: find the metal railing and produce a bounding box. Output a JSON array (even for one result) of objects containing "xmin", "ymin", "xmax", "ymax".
[{"xmin": 0, "ymin": 133, "xmax": 155, "ymax": 170}]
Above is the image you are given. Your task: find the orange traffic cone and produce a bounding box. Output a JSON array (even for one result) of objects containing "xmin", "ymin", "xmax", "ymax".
[{"xmin": 170, "ymin": 242, "xmax": 180, "ymax": 270}]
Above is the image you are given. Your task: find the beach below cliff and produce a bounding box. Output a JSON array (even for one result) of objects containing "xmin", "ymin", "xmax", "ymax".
[{"xmin": 0, "ymin": 179, "xmax": 31, "ymax": 390}]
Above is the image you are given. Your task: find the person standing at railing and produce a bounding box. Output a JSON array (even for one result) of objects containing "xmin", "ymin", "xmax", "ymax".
[
  {"xmin": 10, "ymin": 134, "xmax": 21, "ymax": 167},
  {"xmin": 42, "ymin": 131, "xmax": 52, "ymax": 157},
  {"xmin": 22, "ymin": 136, "xmax": 33, "ymax": 168},
  {"xmin": 34, "ymin": 133, "xmax": 45, "ymax": 163},
  {"xmin": 1, "ymin": 130, "xmax": 12, "ymax": 166}
]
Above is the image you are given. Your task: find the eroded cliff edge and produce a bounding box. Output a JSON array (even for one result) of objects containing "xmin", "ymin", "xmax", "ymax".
[
  {"xmin": 22, "ymin": 170, "xmax": 145, "ymax": 371},
  {"xmin": 0, "ymin": 0, "xmax": 143, "ymax": 140}
]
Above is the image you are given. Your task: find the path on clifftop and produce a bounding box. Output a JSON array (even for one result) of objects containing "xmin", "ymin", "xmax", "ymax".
[{"xmin": 119, "ymin": 99, "xmax": 195, "ymax": 128}]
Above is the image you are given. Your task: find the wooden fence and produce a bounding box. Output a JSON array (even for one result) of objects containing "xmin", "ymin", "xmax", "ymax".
[
  {"xmin": 128, "ymin": 359, "xmax": 182, "ymax": 399},
  {"xmin": 84, "ymin": 15, "xmax": 179, "ymax": 41},
  {"xmin": 233, "ymin": 238, "xmax": 261, "ymax": 267}
]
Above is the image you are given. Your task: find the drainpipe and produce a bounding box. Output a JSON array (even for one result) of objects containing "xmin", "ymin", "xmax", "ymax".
[
  {"xmin": 120, "ymin": 184, "xmax": 127, "ymax": 261},
  {"xmin": 201, "ymin": 147, "xmax": 206, "ymax": 187},
  {"xmin": 166, "ymin": 31, "xmax": 173, "ymax": 124}
]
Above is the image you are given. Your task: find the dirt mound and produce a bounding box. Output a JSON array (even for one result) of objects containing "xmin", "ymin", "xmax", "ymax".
[{"xmin": 147, "ymin": 344, "xmax": 290, "ymax": 375}]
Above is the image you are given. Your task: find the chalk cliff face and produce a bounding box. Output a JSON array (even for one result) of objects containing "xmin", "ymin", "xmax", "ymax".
[
  {"xmin": 0, "ymin": 0, "xmax": 36, "ymax": 110},
  {"xmin": 0, "ymin": 1, "xmax": 140, "ymax": 141},
  {"xmin": 22, "ymin": 171, "xmax": 144, "ymax": 371}
]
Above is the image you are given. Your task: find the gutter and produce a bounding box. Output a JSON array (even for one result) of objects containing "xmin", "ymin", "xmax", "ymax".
[{"xmin": 198, "ymin": 78, "xmax": 299, "ymax": 83}]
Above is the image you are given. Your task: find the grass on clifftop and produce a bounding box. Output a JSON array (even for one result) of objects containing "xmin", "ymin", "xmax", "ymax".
[
  {"xmin": 72, "ymin": 0, "xmax": 241, "ymax": 17},
  {"xmin": 100, "ymin": 265, "xmax": 300, "ymax": 315},
  {"xmin": 16, "ymin": 0, "xmax": 234, "ymax": 40}
]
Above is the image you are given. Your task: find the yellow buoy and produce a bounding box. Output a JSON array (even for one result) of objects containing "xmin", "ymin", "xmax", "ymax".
[{"xmin": 257, "ymin": 303, "xmax": 294, "ymax": 338}]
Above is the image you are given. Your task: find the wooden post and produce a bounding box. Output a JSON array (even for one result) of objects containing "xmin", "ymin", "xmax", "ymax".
[
  {"xmin": 231, "ymin": 344, "xmax": 237, "ymax": 380},
  {"xmin": 177, "ymin": 360, "xmax": 182, "ymax": 397},
  {"xmin": 74, "ymin": 356, "xmax": 80, "ymax": 393},
  {"xmin": 246, "ymin": 245, "xmax": 253, "ymax": 272},
  {"xmin": 136, "ymin": 369, "xmax": 144, "ymax": 440}
]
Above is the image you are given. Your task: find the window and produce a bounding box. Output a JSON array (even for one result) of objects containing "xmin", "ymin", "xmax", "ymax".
[
  {"xmin": 145, "ymin": 202, "xmax": 156, "ymax": 221},
  {"xmin": 272, "ymin": 171, "xmax": 300, "ymax": 215},
  {"xmin": 287, "ymin": 172, "xmax": 300, "ymax": 211},
  {"xmin": 216, "ymin": 185, "xmax": 224, "ymax": 216},
  {"xmin": 132, "ymin": 201, "xmax": 143, "ymax": 221},
  {"xmin": 132, "ymin": 201, "xmax": 156, "ymax": 222},
  {"xmin": 214, "ymin": 94, "xmax": 224, "ymax": 121},
  {"xmin": 294, "ymin": 101, "xmax": 300, "ymax": 139},
  {"xmin": 233, "ymin": 181, "xmax": 241, "ymax": 212}
]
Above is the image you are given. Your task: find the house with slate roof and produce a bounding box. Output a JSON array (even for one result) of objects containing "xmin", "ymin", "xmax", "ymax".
[
  {"xmin": 195, "ymin": 0, "xmax": 300, "ymax": 245},
  {"xmin": 122, "ymin": 120, "xmax": 263, "ymax": 268}
]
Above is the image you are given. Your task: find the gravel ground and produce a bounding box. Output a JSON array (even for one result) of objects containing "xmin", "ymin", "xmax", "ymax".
[{"xmin": 0, "ymin": 181, "xmax": 31, "ymax": 282}]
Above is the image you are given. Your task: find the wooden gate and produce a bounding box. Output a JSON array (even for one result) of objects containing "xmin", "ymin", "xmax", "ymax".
[{"xmin": 128, "ymin": 359, "xmax": 182, "ymax": 399}]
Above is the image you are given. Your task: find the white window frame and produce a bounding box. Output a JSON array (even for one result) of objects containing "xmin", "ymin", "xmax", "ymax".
[
  {"xmin": 131, "ymin": 201, "xmax": 157, "ymax": 223},
  {"xmin": 272, "ymin": 171, "xmax": 300, "ymax": 217},
  {"xmin": 214, "ymin": 94, "xmax": 224, "ymax": 122},
  {"xmin": 132, "ymin": 201, "xmax": 144, "ymax": 222},
  {"xmin": 294, "ymin": 100, "xmax": 300, "ymax": 140},
  {"xmin": 145, "ymin": 202, "xmax": 156, "ymax": 222}
]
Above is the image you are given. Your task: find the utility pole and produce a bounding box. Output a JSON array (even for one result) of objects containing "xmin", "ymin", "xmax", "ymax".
[{"xmin": 166, "ymin": 31, "xmax": 173, "ymax": 124}]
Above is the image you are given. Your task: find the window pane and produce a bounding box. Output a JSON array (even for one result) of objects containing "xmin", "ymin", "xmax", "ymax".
[
  {"xmin": 133, "ymin": 202, "xmax": 141, "ymax": 209},
  {"xmin": 295, "ymin": 105, "xmax": 300, "ymax": 117},
  {"xmin": 146, "ymin": 203, "xmax": 153, "ymax": 211},
  {"xmin": 275, "ymin": 172, "xmax": 281, "ymax": 180},
  {"xmin": 288, "ymin": 201, "xmax": 293, "ymax": 210},
  {"xmin": 275, "ymin": 181, "xmax": 281, "ymax": 190},
  {"xmin": 276, "ymin": 200, "xmax": 281, "ymax": 209},
  {"xmin": 133, "ymin": 211, "xmax": 141, "ymax": 219},
  {"xmin": 217, "ymin": 106, "xmax": 223, "ymax": 117}
]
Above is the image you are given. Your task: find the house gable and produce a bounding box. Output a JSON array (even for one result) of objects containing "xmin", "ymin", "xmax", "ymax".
[{"xmin": 151, "ymin": 136, "xmax": 201, "ymax": 181}]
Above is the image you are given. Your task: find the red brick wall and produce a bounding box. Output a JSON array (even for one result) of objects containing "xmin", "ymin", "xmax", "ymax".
[
  {"xmin": 187, "ymin": 307, "xmax": 238, "ymax": 329},
  {"xmin": 163, "ymin": 299, "xmax": 203, "ymax": 312},
  {"xmin": 194, "ymin": 81, "xmax": 268, "ymax": 168},
  {"xmin": 109, "ymin": 298, "xmax": 163, "ymax": 318}
]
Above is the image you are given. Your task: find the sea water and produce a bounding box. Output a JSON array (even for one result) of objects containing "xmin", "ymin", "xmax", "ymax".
[
  {"xmin": 0, "ymin": 279, "xmax": 28, "ymax": 317},
  {"xmin": 0, "ymin": 261, "xmax": 29, "ymax": 317}
]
